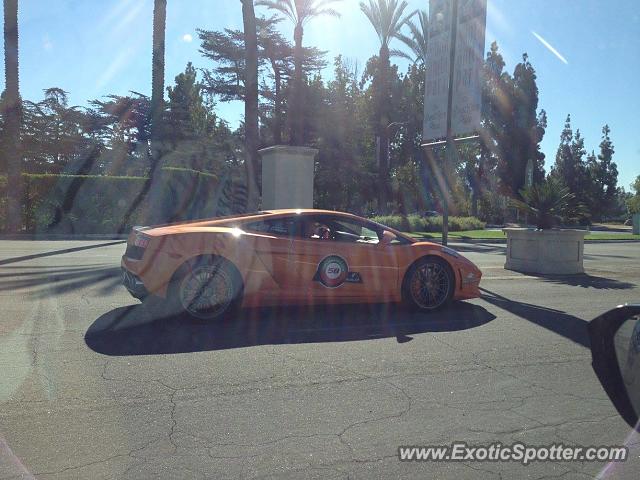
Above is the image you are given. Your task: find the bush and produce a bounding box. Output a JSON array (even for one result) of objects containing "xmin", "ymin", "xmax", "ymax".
[
  {"xmin": 0, "ymin": 168, "xmax": 244, "ymax": 234},
  {"xmin": 370, "ymin": 214, "xmax": 485, "ymax": 233}
]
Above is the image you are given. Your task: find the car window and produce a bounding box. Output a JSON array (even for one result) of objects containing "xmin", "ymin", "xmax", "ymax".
[
  {"xmin": 301, "ymin": 216, "xmax": 381, "ymax": 244},
  {"xmin": 243, "ymin": 218, "xmax": 301, "ymax": 238}
]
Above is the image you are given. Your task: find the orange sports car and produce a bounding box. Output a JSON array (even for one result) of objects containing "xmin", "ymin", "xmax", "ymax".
[{"xmin": 121, "ymin": 209, "xmax": 482, "ymax": 321}]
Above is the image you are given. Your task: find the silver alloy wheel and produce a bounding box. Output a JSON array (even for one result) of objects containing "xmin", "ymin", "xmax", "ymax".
[
  {"xmin": 178, "ymin": 264, "xmax": 234, "ymax": 320},
  {"xmin": 409, "ymin": 261, "xmax": 451, "ymax": 310}
]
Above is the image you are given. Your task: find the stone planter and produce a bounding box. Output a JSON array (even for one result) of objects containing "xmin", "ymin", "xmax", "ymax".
[
  {"xmin": 503, "ymin": 228, "xmax": 588, "ymax": 275},
  {"xmin": 259, "ymin": 145, "xmax": 318, "ymax": 210}
]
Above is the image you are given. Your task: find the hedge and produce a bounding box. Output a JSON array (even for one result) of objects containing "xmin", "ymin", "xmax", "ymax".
[
  {"xmin": 370, "ymin": 214, "xmax": 486, "ymax": 233},
  {"xmin": 0, "ymin": 168, "xmax": 246, "ymax": 234}
]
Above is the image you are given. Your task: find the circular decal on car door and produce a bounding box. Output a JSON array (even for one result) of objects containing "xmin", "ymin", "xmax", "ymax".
[{"xmin": 316, "ymin": 255, "xmax": 349, "ymax": 288}]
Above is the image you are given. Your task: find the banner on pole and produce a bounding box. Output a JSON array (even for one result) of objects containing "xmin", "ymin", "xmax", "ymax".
[
  {"xmin": 423, "ymin": 0, "xmax": 487, "ymax": 142},
  {"xmin": 423, "ymin": 0, "xmax": 452, "ymax": 141},
  {"xmin": 451, "ymin": 0, "xmax": 487, "ymax": 137}
]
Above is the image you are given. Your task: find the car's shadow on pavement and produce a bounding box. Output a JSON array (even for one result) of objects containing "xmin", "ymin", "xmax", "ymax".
[{"xmin": 85, "ymin": 301, "xmax": 495, "ymax": 356}]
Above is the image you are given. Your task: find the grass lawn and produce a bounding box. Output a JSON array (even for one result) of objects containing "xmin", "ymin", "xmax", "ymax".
[{"xmin": 406, "ymin": 230, "xmax": 640, "ymax": 241}]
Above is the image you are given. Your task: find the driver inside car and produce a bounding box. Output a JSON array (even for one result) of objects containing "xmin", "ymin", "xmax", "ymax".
[{"xmin": 306, "ymin": 222, "xmax": 331, "ymax": 240}]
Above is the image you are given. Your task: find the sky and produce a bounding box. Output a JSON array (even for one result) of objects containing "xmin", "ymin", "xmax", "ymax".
[{"xmin": 2, "ymin": 0, "xmax": 639, "ymax": 189}]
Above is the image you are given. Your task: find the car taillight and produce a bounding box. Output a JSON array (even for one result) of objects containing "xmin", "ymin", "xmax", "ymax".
[{"xmin": 134, "ymin": 234, "xmax": 150, "ymax": 249}]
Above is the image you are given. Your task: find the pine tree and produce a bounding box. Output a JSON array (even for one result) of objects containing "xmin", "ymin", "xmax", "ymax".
[
  {"xmin": 490, "ymin": 52, "xmax": 546, "ymax": 197},
  {"xmin": 586, "ymin": 125, "xmax": 618, "ymax": 220}
]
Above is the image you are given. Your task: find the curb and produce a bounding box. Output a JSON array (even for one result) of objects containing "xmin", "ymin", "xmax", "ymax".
[
  {"xmin": 0, "ymin": 234, "xmax": 129, "ymax": 241},
  {"xmin": 416, "ymin": 238, "xmax": 639, "ymax": 245}
]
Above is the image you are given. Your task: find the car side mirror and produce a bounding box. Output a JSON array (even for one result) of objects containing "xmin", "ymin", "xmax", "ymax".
[
  {"xmin": 380, "ymin": 230, "xmax": 396, "ymax": 246},
  {"xmin": 589, "ymin": 304, "xmax": 640, "ymax": 429}
]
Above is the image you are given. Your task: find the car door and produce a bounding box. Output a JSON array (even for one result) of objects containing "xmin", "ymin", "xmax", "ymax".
[
  {"xmin": 242, "ymin": 216, "xmax": 300, "ymax": 295},
  {"xmin": 287, "ymin": 215, "xmax": 400, "ymax": 303}
]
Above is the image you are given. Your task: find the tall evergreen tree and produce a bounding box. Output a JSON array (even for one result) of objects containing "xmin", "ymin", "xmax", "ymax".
[
  {"xmin": 490, "ymin": 53, "xmax": 546, "ymax": 197},
  {"xmin": 163, "ymin": 63, "xmax": 240, "ymax": 173},
  {"xmin": 258, "ymin": 17, "xmax": 291, "ymax": 145},
  {"xmin": 475, "ymin": 41, "xmax": 506, "ymax": 217},
  {"xmin": 198, "ymin": 17, "xmax": 326, "ymax": 145},
  {"xmin": 586, "ymin": 125, "xmax": 618, "ymax": 220},
  {"xmin": 551, "ymin": 115, "xmax": 577, "ymax": 189},
  {"xmin": 198, "ymin": 27, "xmax": 247, "ymax": 101},
  {"xmin": 549, "ymin": 114, "xmax": 593, "ymax": 221},
  {"xmin": 627, "ymin": 175, "xmax": 640, "ymax": 214}
]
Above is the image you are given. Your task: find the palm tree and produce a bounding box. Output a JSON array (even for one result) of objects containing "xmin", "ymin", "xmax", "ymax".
[
  {"xmin": 397, "ymin": 9, "xmax": 428, "ymax": 64},
  {"xmin": 255, "ymin": 0, "xmax": 341, "ymax": 146},
  {"xmin": 241, "ymin": 0, "xmax": 260, "ymax": 210},
  {"xmin": 3, "ymin": 0, "xmax": 21, "ymax": 233},
  {"xmin": 150, "ymin": 0, "xmax": 167, "ymax": 158},
  {"xmin": 510, "ymin": 177, "xmax": 586, "ymax": 229},
  {"xmin": 360, "ymin": 0, "xmax": 415, "ymax": 213},
  {"xmin": 119, "ymin": 0, "xmax": 167, "ymax": 230}
]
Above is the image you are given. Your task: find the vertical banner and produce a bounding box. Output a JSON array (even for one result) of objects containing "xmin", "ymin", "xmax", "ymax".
[
  {"xmin": 423, "ymin": 0, "xmax": 452, "ymax": 141},
  {"xmin": 451, "ymin": 0, "xmax": 487, "ymax": 137},
  {"xmin": 423, "ymin": 0, "xmax": 487, "ymax": 142}
]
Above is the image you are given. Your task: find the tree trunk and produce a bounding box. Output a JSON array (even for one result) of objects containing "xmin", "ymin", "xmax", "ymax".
[
  {"xmin": 242, "ymin": 0, "xmax": 260, "ymax": 211},
  {"xmin": 291, "ymin": 24, "xmax": 304, "ymax": 146},
  {"xmin": 150, "ymin": 0, "xmax": 166, "ymax": 155},
  {"xmin": 377, "ymin": 44, "xmax": 390, "ymax": 213},
  {"xmin": 271, "ymin": 58, "xmax": 282, "ymax": 145},
  {"xmin": 118, "ymin": 0, "xmax": 166, "ymax": 231},
  {"xmin": 4, "ymin": 0, "xmax": 21, "ymax": 233}
]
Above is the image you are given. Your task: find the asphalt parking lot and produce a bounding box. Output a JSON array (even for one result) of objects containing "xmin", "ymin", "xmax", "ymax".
[{"xmin": 1, "ymin": 240, "xmax": 639, "ymax": 479}]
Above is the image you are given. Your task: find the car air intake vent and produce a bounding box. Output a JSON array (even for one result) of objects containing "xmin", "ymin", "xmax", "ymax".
[{"xmin": 125, "ymin": 245, "xmax": 145, "ymax": 260}]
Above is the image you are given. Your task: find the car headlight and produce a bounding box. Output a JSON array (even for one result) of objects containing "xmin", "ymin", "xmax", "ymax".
[
  {"xmin": 462, "ymin": 271, "xmax": 480, "ymax": 285},
  {"xmin": 442, "ymin": 246, "xmax": 460, "ymax": 258}
]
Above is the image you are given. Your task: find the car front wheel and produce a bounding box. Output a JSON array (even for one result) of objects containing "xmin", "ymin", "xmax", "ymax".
[{"xmin": 402, "ymin": 257, "xmax": 454, "ymax": 312}]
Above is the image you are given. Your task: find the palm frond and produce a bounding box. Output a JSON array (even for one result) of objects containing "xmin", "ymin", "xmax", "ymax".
[
  {"xmin": 394, "ymin": 32, "xmax": 418, "ymax": 62},
  {"xmin": 303, "ymin": 7, "xmax": 341, "ymax": 25},
  {"xmin": 509, "ymin": 177, "xmax": 585, "ymax": 229},
  {"xmin": 389, "ymin": 47, "xmax": 414, "ymax": 62},
  {"xmin": 258, "ymin": 0, "xmax": 342, "ymax": 26},
  {"xmin": 255, "ymin": 0, "xmax": 298, "ymax": 23},
  {"xmin": 360, "ymin": 0, "xmax": 417, "ymax": 48},
  {"xmin": 360, "ymin": 1, "xmax": 385, "ymax": 44},
  {"xmin": 402, "ymin": 9, "xmax": 428, "ymax": 63}
]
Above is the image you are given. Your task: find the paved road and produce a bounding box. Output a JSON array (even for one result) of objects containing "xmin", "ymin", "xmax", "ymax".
[{"xmin": 0, "ymin": 240, "xmax": 639, "ymax": 479}]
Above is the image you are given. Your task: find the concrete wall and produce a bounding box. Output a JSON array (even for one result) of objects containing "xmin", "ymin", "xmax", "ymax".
[
  {"xmin": 259, "ymin": 146, "xmax": 318, "ymax": 210},
  {"xmin": 504, "ymin": 228, "xmax": 587, "ymax": 275}
]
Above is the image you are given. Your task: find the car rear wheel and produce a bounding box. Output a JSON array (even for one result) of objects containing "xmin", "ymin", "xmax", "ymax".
[
  {"xmin": 402, "ymin": 257, "xmax": 454, "ymax": 312},
  {"xmin": 170, "ymin": 257, "xmax": 242, "ymax": 322}
]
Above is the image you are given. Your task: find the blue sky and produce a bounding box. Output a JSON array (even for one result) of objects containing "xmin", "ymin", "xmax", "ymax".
[{"xmin": 3, "ymin": 0, "xmax": 639, "ymax": 189}]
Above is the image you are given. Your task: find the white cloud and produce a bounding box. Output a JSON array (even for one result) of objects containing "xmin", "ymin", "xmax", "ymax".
[{"xmin": 182, "ymin": 33, "xmax": 193, "ymax": 43}]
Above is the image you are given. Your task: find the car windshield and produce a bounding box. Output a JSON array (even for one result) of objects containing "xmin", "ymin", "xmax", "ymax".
[{"xmin": 1, "ymin": 1, "xmax": 639, "ymax": 479}]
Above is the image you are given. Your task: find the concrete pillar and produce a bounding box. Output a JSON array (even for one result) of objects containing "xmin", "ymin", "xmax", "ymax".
[{"xmin": 259, "ymin": 146, "xmax": 318, "ymax": 210}]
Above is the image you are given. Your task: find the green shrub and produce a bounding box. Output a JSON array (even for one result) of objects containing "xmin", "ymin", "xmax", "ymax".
[
  {"xmin": 0, "ymin": 168, "xmax": 239, "ymax": 234},
  {"xmin": 370, "ymin": 214, "xmax": 485, "ymax": 233}
]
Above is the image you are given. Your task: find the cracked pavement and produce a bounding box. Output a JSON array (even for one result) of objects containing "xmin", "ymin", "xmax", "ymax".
[{"xmin": 0, "ymin": 240, "xmax": 639, "ymax": 479}]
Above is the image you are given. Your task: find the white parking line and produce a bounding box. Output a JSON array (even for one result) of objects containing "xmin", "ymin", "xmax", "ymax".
[{"xmin": 482, "ymin": 275, "xmax": 537, "ymax": 281}]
